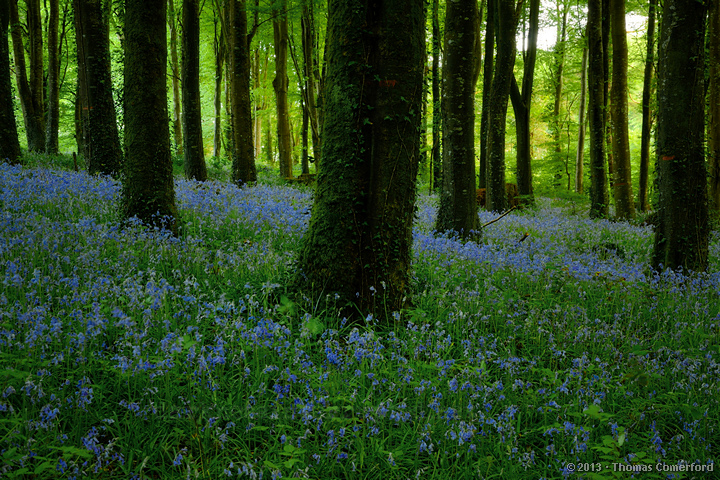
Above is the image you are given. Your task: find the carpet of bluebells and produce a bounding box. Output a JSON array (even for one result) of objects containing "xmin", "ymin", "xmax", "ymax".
[{"xmin": 1, "ymin": 162, "xmax": 719, "ymax": 479}]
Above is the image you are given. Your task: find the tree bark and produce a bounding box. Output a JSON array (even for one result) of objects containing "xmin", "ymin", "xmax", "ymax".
[
  {"xmin": 296, "ymin": 0, "xmax": 425, "ymax": 319},
  {"xmin": 709, "ymin": 0, "xmax": 720, "ymax": 212},
  {"xmin": 74, "ymin": 0, "xmax": 122, "ymax": 176},
  {"xmin": 609, "ymin": 0, "xmax": 634, "ymax": 219},
  {"xmin": 486, "ymin": 0, "xmax": 518, "ymax": 212},
  {"xmin": 575, "ymin": 41, "xmax": 588, "ymax": 193},
  {"xmin": 273, "ymin": 1, "xmax": 292, "ymax": 178},
  {"xmin": 213, "ymin": 7, "xmax": 224, "ymax": 159},
  {"xmin": 46, "ymin": 0, "xmax": 60, "ymax": 154},
  {"xmin": 301, "ymin": 0, "xmax": 320, "ymax": 161},
  {"xmin": 652, "ymin": 0, "xmax": 708, "ymax": 271},
  {"xmin": 0, "ymin": 0, "xmax": 21, "ymax": 164},
  {"xmin": 431, "ymin": 0, "xmax": 441, "ymax": 191},
  {"xmin": 551, "ymin": 0, "xmax": 568, "ymax": 160},
  {"xmin": 182, "ymin": 0, "xmax": 207, "ymax": 181},
  {"xmin": 168, "ymin": 0, "xmax": 183, "ymax": 155},
  {"xmin": 9, "ymin": 0, "xmax": 44, "ymax": 151},
  {"xmin": 510, "ymin": 0, "xmax": 539, "ymax": 206},
  {"xmin": 123, "ymin": 0, "xmax": 179, "ymax": 234},
  {"xmin": 638, "ymin": 0, "xmax": 655, "ymax": 212},
  {"xmin": 588, "ymin": 0, "xmax": 608, "ymax": 218},
  {"xmin": 436, "ymin": 0, "xmax": 479, "ymax": 238},
  {"xmin": 478, "ymin": 0, "xmax": 494, "ymax": 190}
]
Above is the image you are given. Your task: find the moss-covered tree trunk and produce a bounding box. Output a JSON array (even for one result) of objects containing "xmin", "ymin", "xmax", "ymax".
[
  {"xmin": 609, "ymin": 0, "xmax": 634, "ymax": 220},
  {"xmin": 123, "ymin": 0, "xmax": 178, "ymax": 234},
  {"xmin": 478, "ymin": 0, "xmax": 494, "ymax": 190},
  {"xmin": 74, "ymin": 0, "xmax": 122, "ymax": 176},
  {"xmin": 9, "ymin": 0, "xmax": 44, "ymax": 151},
  {"xmin": 296, "ymin": 0, "xmax": 425, "ymax": 319},
  {"xmin": 0, "ymin": 0, "xmax": 21, "ymax": 164},
  {"xmin": 436, "ymin": 0, "xmax": 479, "ymax": 237},
  {"xmin": 652, "ymin": 0, "xmax": 708, "ymax": 271},
  {"xmin": 228, "ymin": 0, "xmax": 256, "ymax": 184},
  {"xmin": 709, "ymin": 0, "xmax": 720, "ymax": 212},
  {"xmin": 273, "ymin": 1, "xmax": 292, "ymax": 178},
  {"xmin": 168, "ymin": 0, "xmax": 182, "ymax": 156},
  {"xmin": 587, "ymin": 0, "xmax": 608, "ymax": 218},
  {"xmin": 45, "ymin": 0, "xmax": 59, "ymax": 154},
  {"xmin": 486, "ymin": 0, "xmax": 518, "ymax": 212},
  {"xmin": 182, "ymin": 0, "xmax": 207, "ymax": 181},
  {"xmin": 510, "ymin": 0, "xmax": 539, "ymax": 206}
]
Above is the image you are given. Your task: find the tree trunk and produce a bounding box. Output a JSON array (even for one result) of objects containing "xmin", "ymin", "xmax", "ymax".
[
  {"xmin": 229, "ymin": 0, "xmax": 256, "ymax": 184},
  {"xmin": 479, "ymin": 0, "xmax": 494, "ymax": 190},
  {"xmin": 486, "ymin": 0, "xmax": 518, "ymax": 212},
  {"xmin": 588, "ymin": 0, "xmax": 609, "ymax": 218},
  {"xmin": 436, "ymin": 0, "xmax": 479, "ymax": 238},
  {"xmin": 74, "ymin": 0, "xmax": 122, "ymax": 176},
  {"xmin": 273, "ymin": 1, "xmax": 292, "ymax": 178},
  {"xmin": 46, "ymin": 0, "xmax": 59, "ymax": 154},
  {"xmin": 10, "ymin": 0, "xmax": 44, "ymax": 151},
  {"xmin": 575, "ymin": 42, "xmax": 588, "ymax": 193},
  {"xmin": 431, "ymin": 0, "xmax": 441, "ymax": 191},
  {"xmin": 296, "ymin": 0, "xmax": 425, "ymax": 319},
  {"xmin": 301, "ymin": 0, "xmax": 320, "ymax": 160},
  {"xmin": 551, "ymin": 0, "xmax": 568, "ymax": 161},
  {"xmin": 168, "ymin": 0, "xmax": 182, "ymax": 155},
  {"xmin": 638, "ymin": 0, "xmax": 655, "ymax": 212},
  {"xmin": 182, "ymin": 0, "xmax": 207, "ymax": 181},
  {"xmin": 0, "ymin": 0, "xmax": 21, "ymax": 164},
  {"xmin": 652, "ymin": 0, "xmax": 708, "ymax": 271},
  {"xmin": 213, "ymin": 7, "xmax": 224, "ymax": 159},
  {"xmin": 123, "ymin": 0, "xmax": 179, "ymax": 234},
  {"xmin": 609, "ymin": 0, "xmax": 634, "ymax": 219},
  {"xmin": 510, "ymin": 0, "xmax": 539, "ymax": 206},
  {"xmin": 709, "ymin": 0, "xmax": 720, "ymax": 212}
]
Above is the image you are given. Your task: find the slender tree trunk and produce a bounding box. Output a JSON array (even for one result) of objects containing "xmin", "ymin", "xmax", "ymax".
[
  {"xmin": 46, "ymin": 0, "xmax": 60, "ymax": 154},
  {"xmin": 301, "ymin": 0, "xmax": 319, "ymax": 160},
  {"xmin": 74, "ymin": 0, "xmax": 122, "ymax": 176},
  {"xmin": 213, "ymin": 7, "xmax": 224, "ymax": 158},
  {"xmin": 229, "ymin": 0, "xmax": 256, "ymax": 184},
  {"xmin": 652, "ymin": 0, "xmax": 708, "ymax": 271},
  {"xmin": 551, "ymin": 0, "xmax": 568, "ymax": 160},
  {"xmin": 486, "ymin": 0, "xmax": 518, "ymax": 212},
  {"xmin": 296, "ymin": 0, "xmax": 425, "ymax": 319},
  {"xmin": 431, "ymin": 0, "xmax": 441, "ymax": 191},
  {"xmin": 273, "ymin": 1, "xmax": 292, "ymax": 178},
  {"xmin": 610, "ymin": 0, "xmax": 634, "ymax": 219},
  {"xmin": 479, "ymin": 0, "xmax": 494, "ymax": 190},
  {"xmin": 588, "ymin": 0, "xmax": 609, "ymax": 218},
  {"xmin": 510, "ymin": 0, "xmax": 539, "ymax": 206},
  {"xmin": 168, "ymin": 0, "xmax": 183, "ymax": 155},
  {"xmin": 0, "ymin": 0, "xmax": 21, "ymax": 164},
  {"xmin": 436, "ymin": 0, "xmax": 479, "ymax": 238},
  {"xmin": 182, "ymin": 0, "xmax": 207, "ymax": 181},
  {"xmin": 709, "ymin": 0, "xmax": 720, "ymax": 212},
  {"xmin": 638, "ymin": 0, "xmax": 655, "ymax": 212},
  {"xmin": 10, "ymin": 0, "xmax": 44, "ymax": 151},
  {"xmin": 575, "ymin": 42, "xmax": 588, "ymax": 193},
  {"xmin": 123, "ymin": 0, "xmax": 179, "ymax": 234}
]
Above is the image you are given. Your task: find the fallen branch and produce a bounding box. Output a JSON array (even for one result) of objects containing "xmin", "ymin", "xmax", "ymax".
[{"xmin": 481, "ymin": 205, "xmax": 517, "ymax": 229}]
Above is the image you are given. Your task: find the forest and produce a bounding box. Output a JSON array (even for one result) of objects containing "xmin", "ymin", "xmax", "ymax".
[{"xmin": 0, "ymin": 0, "xmax": 719, "ymax": 478}]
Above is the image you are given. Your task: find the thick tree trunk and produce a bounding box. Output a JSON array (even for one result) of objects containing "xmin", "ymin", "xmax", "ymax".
[
  {"xmin": 588, "ymin": 0, "xmax": 609, "ymax": 218},
  {"xmin": 46, "ymin": 0, "xmax": 60, "ymax": 154},
  {"xmin": 575, "ymin": 42, "xmax": 588, "ymax": 193},
  {"xmin": 74, "ymin": 0, "xmax": 122, "ymax": 176},
  {"xmin": 638, "ymin": 0, "xmax": 655, "ymax": 212},
  {"xmin": 0, "ymin": 0, "xmax": 21, "ymax": 164},
  {"xmin": 486, "ymin": 0, "xmax": 518, "ymax": 212},
  {"xmin": 168, "ymin": 0, "xmax": 183, "ymax": 155},
  {"xmin": 652, "ymin": 0, "xmax": 708, "ymax": 271},
  {"xmin": 431, "ymin": 0, "xmax": 441, "ymax": 191},
  {"xmin": 273, "ymin": 1, "xmax": 292, "ymax": 178},
  {"xmin": 609, "ymin": 0, "xmax": 634, "ymax": 219},
  {"xmin": 123, "ymin": 0, "xmax": 179, "ymax": 234},
  {"xmin": 709, "ymin": 0, "xmax": 720, "ymax": 212},
  {"xmin": 229, "ymin": 0, "xmax": 256, "ymax": 184},
  {"xmin": 10, "ymin": 0, "xmax": 44, "ymax": 151},
  {"xmin": 436, "ymin": 0, "xmax": 479, "ymax": 238},
  {"xmin": 478, "ymin": 0, "xmax": 494, "ymax": 190},
  {"xmin": 182, "ymin": 0, "xmax": 207, "ymax": 181},
  {"xmin": 510, "ymin": 0, "xmax": 539, "ymax": 206},
  {"xmin": 296, "ymin": 0, "xmax": 425, "ymax": 319}
]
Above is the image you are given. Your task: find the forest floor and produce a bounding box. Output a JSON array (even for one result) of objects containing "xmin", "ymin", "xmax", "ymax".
[{"xmin": 1, "ymin": 160, "xmax": 718, "ymax": 479}]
